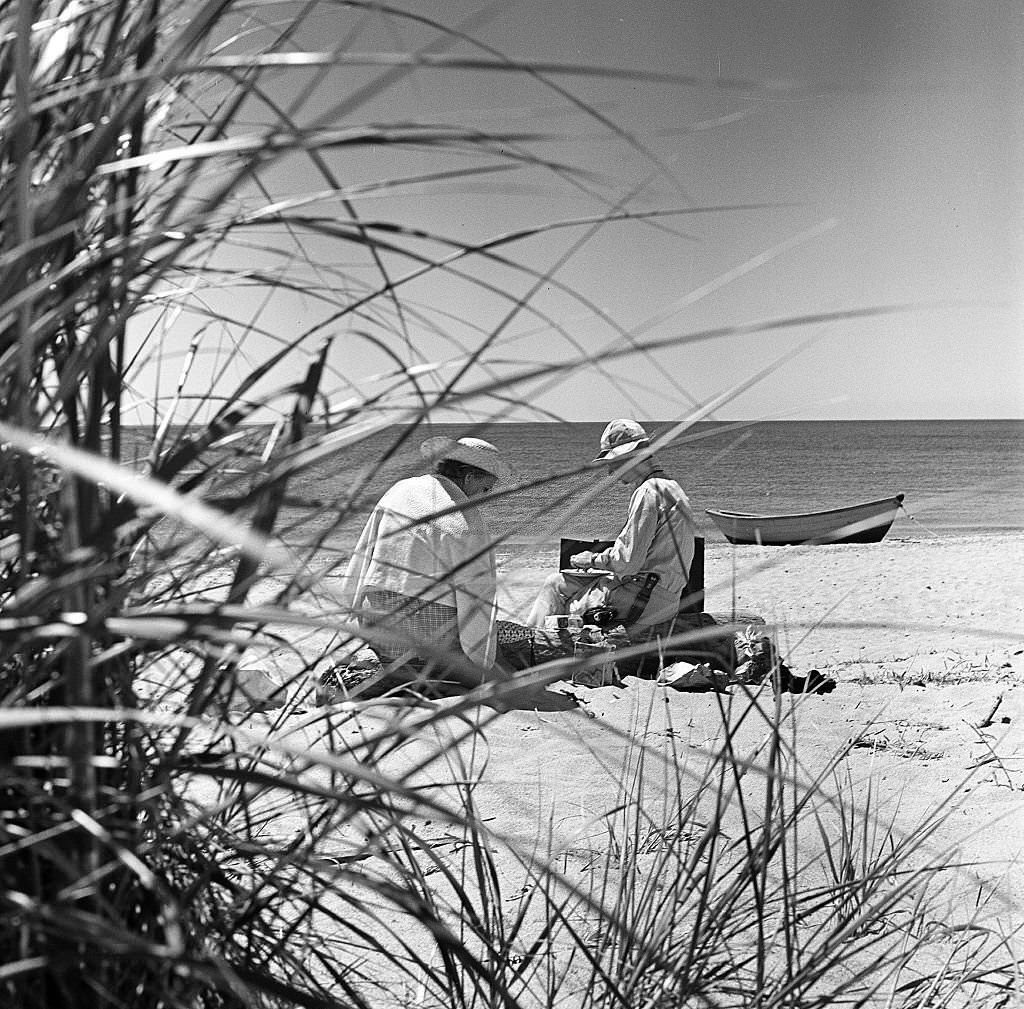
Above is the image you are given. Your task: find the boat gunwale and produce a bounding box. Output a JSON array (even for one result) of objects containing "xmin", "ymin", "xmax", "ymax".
[{"xmin": 705, "ymin": 493, "xmax": 904, "ymax": 524}]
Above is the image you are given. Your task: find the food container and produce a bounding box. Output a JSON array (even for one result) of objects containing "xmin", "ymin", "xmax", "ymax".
[
  {"xmin": 544, "ymin": 614, "xmax": 571, "ymax": 631},
  {"xmin": 571, "ymin": 641, "xmax": 618, "ymax": 687}
]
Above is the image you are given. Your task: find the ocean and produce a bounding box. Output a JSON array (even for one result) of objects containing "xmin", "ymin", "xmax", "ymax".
[
  {"xmin": 120, "ymin": 420, "xmax": 1021, "ymax": 565},
  {"xmin": 271, "ymin": 420, "xmax": 1023, "ymax": 561}
]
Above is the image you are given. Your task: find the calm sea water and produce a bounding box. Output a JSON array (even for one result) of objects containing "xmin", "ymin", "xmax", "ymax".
[
  {"xmin": 281, "ymin": 420, "xmax": 1023, "ymax": 557},
  {"xmin": 124, "ymin": 420, "xmax": 1023, "ymax": 559}
]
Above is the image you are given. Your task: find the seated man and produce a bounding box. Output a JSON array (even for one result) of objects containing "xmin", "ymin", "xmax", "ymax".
[{"xmin": 527, "ymin": 419, "xmax": 696, "ymax": 641}]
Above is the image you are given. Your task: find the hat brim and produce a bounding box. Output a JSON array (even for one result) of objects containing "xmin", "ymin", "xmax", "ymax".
[
  {"xmin": 591, "ymin": 438, "xmax": 650, "ymax": 464},
  {"xmin": 421, "ymin": 436, "xmax": 513, "ymax": 485}
]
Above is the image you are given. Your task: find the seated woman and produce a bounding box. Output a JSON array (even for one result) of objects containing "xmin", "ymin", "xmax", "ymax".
[
  {"xmin": 339, "ymin": 434, "xmax": 531, "ymax": 692},
  {"xmin": 527, "ymin": 419, "xmax": 696, "ymax": 645}
]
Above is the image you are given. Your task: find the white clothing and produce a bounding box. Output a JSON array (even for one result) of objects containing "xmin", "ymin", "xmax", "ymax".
[
  {"xmin": 527, "ymin": 474, "xmax": 696, "ymax": 629},
  {"xmin": 590, "ymin": 475, "xmax": 696, "ymax": 625},
  {"xmin": 339, "ymin": 474, "xmax": 498, "ymax": 667}
]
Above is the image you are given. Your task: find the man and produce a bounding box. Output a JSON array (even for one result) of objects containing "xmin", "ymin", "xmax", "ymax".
[
  {"xmin": 340, "ymin": 435, "xmax": 515, "ymax": 678},
  {"xmin": 527, "ymin": 419, "xmax": 696, "ymax": 637}
]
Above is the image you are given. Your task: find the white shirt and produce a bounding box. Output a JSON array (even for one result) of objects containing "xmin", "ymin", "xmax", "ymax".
[{"xmin": 339, "ymin": 473, "xmax": 498, "ymax": 666}]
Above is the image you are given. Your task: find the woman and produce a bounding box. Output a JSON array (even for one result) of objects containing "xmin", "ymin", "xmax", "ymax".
[{"xmin": 340, "ymin": 435, "xmax": 526, "ymax": 681}]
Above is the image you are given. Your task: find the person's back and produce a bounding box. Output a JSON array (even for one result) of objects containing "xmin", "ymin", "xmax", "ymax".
[
  {"xmin": 527, "ymin": 419, "xmax": 696, "ymax": 633},
  {"xmin": 340, "ymin": 437, "xmax": 509, "ymax": 671},
  {"xmin": 350, "ymin": 472, "xmax": 493, "ymax": 612},
  {"xmin": 595, "ymin": 472, "xmax": 695, "ymax": 627}
]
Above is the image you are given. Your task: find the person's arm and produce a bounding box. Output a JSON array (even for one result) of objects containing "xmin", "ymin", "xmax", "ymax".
[
  {"xmin": 337, "ymin": 504, "xmax": 383, "ymax": 611},
  {"xmin": 435, "ymin": 504, "xmax": 498, "ymax": 669},
  {"xmin": 448, "ymin": 531, "xmax": 498, "ymax": 668},
  {"xmin": 591, "ymin": 484, "xmax": 659, "ymax": 575}
]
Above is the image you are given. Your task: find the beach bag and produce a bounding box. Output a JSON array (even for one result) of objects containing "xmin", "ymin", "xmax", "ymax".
[{"xmin": 577, "ymin": 572, "xmax": 660, "ymax": 627}]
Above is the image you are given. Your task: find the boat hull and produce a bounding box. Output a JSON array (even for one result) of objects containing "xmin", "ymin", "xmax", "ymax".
[{"xmin": 705, "ymin": 494, "xmax": 905, "ymax": 546}]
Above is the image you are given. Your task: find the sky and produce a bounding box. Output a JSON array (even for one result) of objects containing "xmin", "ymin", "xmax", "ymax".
[
  {"xmin": 449, "ymin": 0, "xmax": 1023, "ymax": 421},
  {"xmin": 139, "ymin": 0, "xmax": 1023, "ymax": 424}
]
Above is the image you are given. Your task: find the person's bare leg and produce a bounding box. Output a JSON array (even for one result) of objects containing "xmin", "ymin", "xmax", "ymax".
[
  {"xmin": 526, "ymin": 572, "xmax": 570, "ymax": 626},
  {"xmin": 526, "ymin": 571, "xmax": 599, "ymax": 627}
]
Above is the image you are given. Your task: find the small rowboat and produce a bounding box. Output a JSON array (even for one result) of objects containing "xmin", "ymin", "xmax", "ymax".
[{"xmin": 706, "ymin": 493, "xmax": 905, "ymax": 546}]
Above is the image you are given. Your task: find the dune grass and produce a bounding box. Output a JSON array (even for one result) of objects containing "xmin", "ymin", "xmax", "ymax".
[{"xmin": 0, "ymin": 1, "xmax": 1019, "ymax": 1007}]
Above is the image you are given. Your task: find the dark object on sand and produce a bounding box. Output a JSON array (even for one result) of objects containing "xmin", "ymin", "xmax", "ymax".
[
  {"xmin": 705, "ymin": 494, "xmax": 905, "ymax": 546},
  {"xmin": 774, "ymin": 665, "xmax": 836, "ymax": 695},
  {"xmin": 581, "ymin": 606, "xmax": 617, "ymax": 628}
]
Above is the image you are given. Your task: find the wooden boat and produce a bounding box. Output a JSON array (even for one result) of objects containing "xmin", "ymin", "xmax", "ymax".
[{"xmin": 705, "ymin": 493, "xmax": 905, "ymax": 546}]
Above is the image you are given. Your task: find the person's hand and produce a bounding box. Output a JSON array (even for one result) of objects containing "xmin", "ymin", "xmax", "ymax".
[{"xmin": 571, "ymin": 551, "xmax": 595, "ymax": 569}]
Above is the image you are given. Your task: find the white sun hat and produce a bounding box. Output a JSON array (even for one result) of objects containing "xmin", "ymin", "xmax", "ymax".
[
  {"xmin": 420, "ymin": 435, "xmax": 513, "ymax": 485},
  {"xmin": 591, "ymin": 419, "xmax": 652, "ymax": 463}
]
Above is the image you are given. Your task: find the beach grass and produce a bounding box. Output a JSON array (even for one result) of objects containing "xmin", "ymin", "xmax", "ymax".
[{"xmin": 0, "ymin": 2, "xmax": 1020, "ymax": 1007}]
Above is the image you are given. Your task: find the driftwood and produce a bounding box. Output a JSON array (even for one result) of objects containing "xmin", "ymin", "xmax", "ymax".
[{"xmin": 973, "ymin": 693, "xmax": 1005, "ymax": 729}]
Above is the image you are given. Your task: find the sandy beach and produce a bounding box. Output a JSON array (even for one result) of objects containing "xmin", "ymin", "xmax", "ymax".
[
  {"xmin": 170, "ymin": 531, "xmax": 1024, "ymax": 1003},
  {"xmin": 471, "ymin": 534, "xmax": 1024, "ymax": 896},
  {"xmin": 235, "ymin": 531, "xmax": 1024, "ymax": 1000},
  {"xmin": 495, "ymin": 533, "xmax": 1024, "ymax": 681},
  {"xmin": 490, "ymin": 535, "xmax": 1024, "ymax": 888}
]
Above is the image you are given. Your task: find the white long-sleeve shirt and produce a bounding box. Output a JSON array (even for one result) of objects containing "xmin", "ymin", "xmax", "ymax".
[
  {"xmin": 339, "ymin": 473, "xmax": 498, "ymax": 667},
  {"xmin": 591, "ymin": 475, "xmax": 696, "ymax": 625}
]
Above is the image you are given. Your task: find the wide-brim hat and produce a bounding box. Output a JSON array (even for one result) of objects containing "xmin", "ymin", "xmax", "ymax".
[
  {"xmin": 591, "ymin": 419, "xmax": 651, "ymax": 464},
  {"xmin": 420, "ymin": 435, "xmax": 513, "ymax": 485}
]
